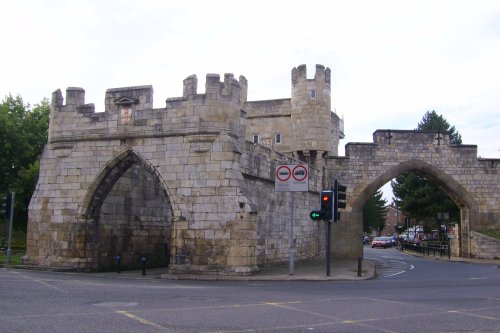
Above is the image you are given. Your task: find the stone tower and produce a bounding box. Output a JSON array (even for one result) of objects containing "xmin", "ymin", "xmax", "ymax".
[{"xmin": 290, "ymin": 64, "xmax": 338, "ymax": 163}]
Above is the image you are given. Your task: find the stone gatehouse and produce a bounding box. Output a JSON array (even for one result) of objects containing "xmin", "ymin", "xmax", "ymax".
[{"xmin": 24, "ymin": 64, "xmax": 499, "ymax": 273}]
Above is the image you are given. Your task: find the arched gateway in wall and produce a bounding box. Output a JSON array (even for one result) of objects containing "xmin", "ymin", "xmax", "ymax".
[
  {"xmin": 328, "ymin": 130, "xmax": 499, "ymax": 260},
  {"xmin": 24, "ymin": 65, "xmax": 499, "ymax": 273},
  {"xmin": 80, "ymin": 148, "xmax": 174, "ymax": 270}
]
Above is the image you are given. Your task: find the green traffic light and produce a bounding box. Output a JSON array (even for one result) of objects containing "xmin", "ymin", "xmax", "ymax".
[{"xmin": 310, "ymin": 210, "xmax": 322, "ymax": 220}]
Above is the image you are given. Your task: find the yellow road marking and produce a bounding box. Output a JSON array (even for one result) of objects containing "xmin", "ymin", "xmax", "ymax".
[{"xmin": 116, "ymin": 310, "xmax": 168, "ymax": 330}]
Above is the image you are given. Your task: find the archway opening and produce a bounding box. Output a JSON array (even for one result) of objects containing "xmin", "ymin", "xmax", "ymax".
[
  {"xmin": 363, "ymin": 177, "xmax": 462, "ymax": 256},
  {"xmin": 84, "ymin": 151, "xmax": 173, "ymax": 271},
  {"xmin": 353, "ymin": 159, "xmax": 476, "ymax": 258}
]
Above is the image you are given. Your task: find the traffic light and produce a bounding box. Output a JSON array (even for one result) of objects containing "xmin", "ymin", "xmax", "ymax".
[
  {"xmin": 309, "ymin": 190, "xmax": 336, "ymax": 221},
  {"xmin": 1, "ymin": 194, "xmax": 10, "ymax": 218},
  {"xmin": 320, "ymin": 190, "xmax": 334, "ymax": 221},
  {"xmin": 309, "ymin": 210, "xmax": 322, "ymax": 221},
  {"xmin": 333, "ymin": 180, "xmax": 347, "ymax": 222}
]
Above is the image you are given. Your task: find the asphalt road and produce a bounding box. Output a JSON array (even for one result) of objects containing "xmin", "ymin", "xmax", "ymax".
[{"xmin": 0, "ymin": 248, "xmax": 499, "ymax": 332}]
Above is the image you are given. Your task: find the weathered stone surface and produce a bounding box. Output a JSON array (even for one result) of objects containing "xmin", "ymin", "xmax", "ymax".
[
  {"xmin": 24, "ymin": 65, "xmax": 499, "ymax": 273},
  {"xmin": 329, "ymin": 130, "xmax": 499, "ymax": 258}
]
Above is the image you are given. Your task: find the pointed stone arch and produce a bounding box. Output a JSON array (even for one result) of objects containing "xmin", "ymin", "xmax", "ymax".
[
  {"xmin": 80, "ymin": 148, "xmax": 175, "ymax": 219},
  {"xmin": 79, "ymin": 148, "xmax": 175, "ymax": 270},
  {"xmin": 351, "ymin": 159, "xmax": 477, "ymax": 256}
]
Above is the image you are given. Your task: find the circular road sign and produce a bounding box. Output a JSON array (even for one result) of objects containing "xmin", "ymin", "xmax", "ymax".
[
  {"xmin": 276, "ymin": 165, "xmax": 291, "ymax": 182},
  {"xmin": 292, "ymin": 165, "xmax": 308, "ymax": 182}
]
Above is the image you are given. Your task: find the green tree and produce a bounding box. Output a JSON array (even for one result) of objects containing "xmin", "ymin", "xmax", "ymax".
[
  {"xmin": 391, "ymin": 110, "xmax": 461, "ymax": 237},
  {"xmin": 416, "ymin": 110, "xmax": 462, "ymax": 144},
  {"xmin": 0, "ymin": 95, "xmax": 50, "ymax": 230},
  {"xmin": 363, "ymin": 189, "xmax": 387, "ymax": 234}
]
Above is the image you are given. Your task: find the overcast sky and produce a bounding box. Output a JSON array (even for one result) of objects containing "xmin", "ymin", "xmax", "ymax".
[{"xmin": 1, "ymin": 0, "xmax": 499, "ymax": 199}]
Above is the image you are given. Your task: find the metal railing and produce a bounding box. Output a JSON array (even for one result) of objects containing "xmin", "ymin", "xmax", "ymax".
[{"xmin": 400, "ymin": 241, "xmax": 451, "ymax": 259}]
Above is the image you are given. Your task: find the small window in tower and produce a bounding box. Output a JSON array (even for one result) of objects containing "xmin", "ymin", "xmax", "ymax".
[
  {"xmin": 310, "ymin": 90, "xmax": 316, "ymax": 98},
  {"xmin": 252, "ymin": 134, "xmax": 259, "ymax": 144},
  {"xmin": 275, "ymin": 133, "xmax": 282, "ymax": 144}
]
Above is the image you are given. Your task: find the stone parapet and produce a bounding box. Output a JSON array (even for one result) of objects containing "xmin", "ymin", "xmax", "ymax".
[{"xmin": 470, "ymin": 231, "xmax": 500, "ymax": 259}]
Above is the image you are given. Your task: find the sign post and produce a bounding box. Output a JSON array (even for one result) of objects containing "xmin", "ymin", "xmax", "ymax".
[
  {"xmin": 275, "ymin": 164, "xmax": 309, "ymax": 276},
  {"xmin": 6, "ymin": 192, "xmax": 14, "ymax": 264}
]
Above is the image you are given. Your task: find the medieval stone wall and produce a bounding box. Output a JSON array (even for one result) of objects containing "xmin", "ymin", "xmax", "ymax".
[
  {"xmin": 98, "ymin": 164, "xmax": 172, "ymax": 270},
  {"xmin": 328, "ymin": 130, "xmax": 500, "ymax": 258},
  {"xmin": 245, "ymin": 99, "xmax": 292, "ymax": 152},
  {"xmin": 26, "ymin": 65, "xmax": 338, "ymax": 273},
  {"xmin": 25, "ymin": 64, "xmax": 499, "ymax": 273},
  {"xmin": 240, "ymin": 142, "xmax": 325, "ymax": 265},
  {"xmin": 245, "ymin": 65, "xmax": 343, "ymax": 159},
  {"xmin": 470, "ymin": 231, "xmax": 500, "ymax": 259},
  {"xmin": 27, "ymin": 74, "xmax": 259, "ymax": 272}
]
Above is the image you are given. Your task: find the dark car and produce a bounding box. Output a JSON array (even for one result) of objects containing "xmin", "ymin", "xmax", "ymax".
[{"xmin": 371, "ymin": 236, "xmax": 392, "ymax": 248}]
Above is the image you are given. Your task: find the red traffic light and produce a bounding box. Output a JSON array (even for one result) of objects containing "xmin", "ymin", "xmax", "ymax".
[{"xmin": 320, "ymin": 190, "xmax": 334, "ymax": 220}]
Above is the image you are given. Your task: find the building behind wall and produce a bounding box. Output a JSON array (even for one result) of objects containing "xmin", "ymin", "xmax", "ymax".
[
  {"xmin": 245, "ymin": 64, "xmax": 344, "ymax": 161},
  {"xmin": 242, "ymin": 64, "xmax": 345, "ymax": 266},
  {"xmin": 383, "ymin": 204, "xmax": 407, "ymax": 236}
]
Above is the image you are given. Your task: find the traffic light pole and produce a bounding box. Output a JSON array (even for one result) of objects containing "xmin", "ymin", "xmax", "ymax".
[
  {"xmin": 289, "ymin": 191, "xmax": 295, "ymax": 276},
  {"xmin": 6, "ymin": 192, "xmax": 14, "ymax": 264},
  {"xmin": 326, "ymin": 220, "xmax": 331, "ymax": 276}
]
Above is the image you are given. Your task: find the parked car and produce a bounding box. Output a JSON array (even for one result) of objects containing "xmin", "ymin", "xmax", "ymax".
[{"xmin": 371, "ymin": 236, "xmax": 392, "ymax": 248}]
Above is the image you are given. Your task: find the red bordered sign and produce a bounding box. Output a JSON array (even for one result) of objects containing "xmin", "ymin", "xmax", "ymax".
[
  {"xmin": 275, "ymin": 165, "xmax": 291, "ymax": 182},
  {"xmin": 275, "ymin": 164, "xmax": 309, "ymax": 192}
]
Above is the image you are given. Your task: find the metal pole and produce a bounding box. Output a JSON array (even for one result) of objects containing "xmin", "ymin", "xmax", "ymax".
[
  {"xmin": 116, "ymin": 255, "xmax": 121, "ymax": 274},
  {"xmin": 289, "ymin": 192, "xmax": 295, "ymax": 276},
  {"xmin": 141, "ymin": 256, "xmax": 146, "ymax": 276},
  {"xmin": 6, "ymin": 192, "xmax": 14, "ymax": 264},
  {"xmin": 326, "ymin": 220, "xmax": 331, "ymax": 276},
  {"xmin": 357, "ymin": 257, "xmax": 362, "ymax": 277}
]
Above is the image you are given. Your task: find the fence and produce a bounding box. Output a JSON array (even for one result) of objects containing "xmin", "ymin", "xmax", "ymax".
[{"xmin": 401, "ymin": 240, "xmax": 451, "ymax": 259}]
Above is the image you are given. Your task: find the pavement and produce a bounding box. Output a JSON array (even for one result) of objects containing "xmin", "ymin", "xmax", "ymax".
[
  {"xmin": 161, "ymin": 258, "xmax": 376, "ymax": 281},
  {"xmin": 403, "ymin": 250, "xmax": 500, "ymax": 266},
  {"xmin": 100, "ymin": 250, "xmax": 499, "ymax": 281},
  {"xmin": 65, "ymin": 258, "xmax": 374, "ymax": 281},
  {"xmin": 6, "ymin": 250, "xmax": 499, "ymax": 282}
]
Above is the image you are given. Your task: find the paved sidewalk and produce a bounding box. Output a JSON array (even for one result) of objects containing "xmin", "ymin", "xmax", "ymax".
[
  {"xmin": 402, "ymin": 250, "xmax": 500, "ymax": 266},
  {"xmin": 107, "ymin": 252, "xmax": 499, "ymax": 281},
  {"xmin": 102, "ymin": 258, "xmax": 376, "ymax": 281},
  {"xmin": 9, "ymin": 251, "xmax": 497, "ymax": 281}
]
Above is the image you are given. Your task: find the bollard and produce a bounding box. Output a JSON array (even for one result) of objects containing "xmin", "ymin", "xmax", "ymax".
[
  {"xmin": 357, "ymin": 257, "xmax": 362, "ymax": 277},
  {"xmin": 141, "ymin": 256, "xmax": 147, "ymax": 276},
  {"xmin": 115, "ymin": 255, "xmax": 121, "ymax": 274}
]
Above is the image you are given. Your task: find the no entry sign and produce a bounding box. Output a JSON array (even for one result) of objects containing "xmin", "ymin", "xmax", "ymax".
[{"xmin": 275, "ymin": 164, "xmax": 309, "ymax": 192}]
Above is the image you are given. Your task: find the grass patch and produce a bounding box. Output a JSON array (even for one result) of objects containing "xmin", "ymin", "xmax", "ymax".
[
  {"xmin": 481, "ymin": 229, "xmax": 500, "ymax": 239},
  {"xmin": 0, "ymin": 252, "xmax": 24, "ymax": 265},
  {"xmin": 0, "ymin": 229, "xmax": 26, "ymax": 265},
  {"xmin": 0, "ymin": 228, "xmax": 26, "ymax": 250}
]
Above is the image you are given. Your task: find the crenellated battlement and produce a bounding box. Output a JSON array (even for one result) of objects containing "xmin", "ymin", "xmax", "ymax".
[
  {"xmin": 343, "ymin": 129, "xmax": 481, "ymax": 159},
  {"xmin": 48, "ymin": 73, "xmax": 250, "ymax": 145},
  {"xmin": 173, "ymin": 73, "xmax": 248, "ymax": 106},
  {"xmin": 290, "ymin": 64, "xmax": 336, "ymax": 159},
  {"xmin": 291, "ymin": 64, "xmax": 331, "ymax": 87},
  {"xmin": 373, "ymin": 129, "xmax": 452, "ymax": 146},
  {"xmin": 51, "ymin": 87, "xmax": 95, "ymax": 112},
  {"xmin": 50, "ymin": 72, "xmax": 248, "ymax": 115}
]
